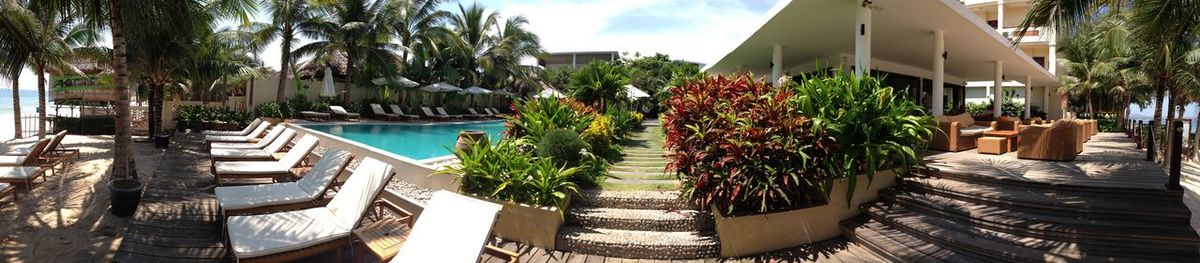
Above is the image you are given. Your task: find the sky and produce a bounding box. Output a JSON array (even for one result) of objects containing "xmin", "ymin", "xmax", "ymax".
[{"xmin": 3, "ymin": 0, "xmax": 777, "ymax": 90}]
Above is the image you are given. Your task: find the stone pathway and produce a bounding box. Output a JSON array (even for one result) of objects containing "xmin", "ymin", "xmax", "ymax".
[{"xmin": 602, "ymin": 121, "xmax": 676, "ymax": 191}]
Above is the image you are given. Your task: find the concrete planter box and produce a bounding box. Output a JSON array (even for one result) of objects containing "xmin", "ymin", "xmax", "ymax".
[
  {"xmin": 713, "ymin": 170, "xmax": 896, "ymax": 257},
  {"xmin": 476, "ymin": 196, "xmax": 565, "ymax": 250}
]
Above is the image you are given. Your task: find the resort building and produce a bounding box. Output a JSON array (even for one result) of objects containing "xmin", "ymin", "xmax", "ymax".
[
  {"xmin": 538, "ymin": 51, "xmax": 621, "ymax": 70},
  {"xmin": 962, "ymin": 0, "xmax": 1062, "ymax": 117},
  {"xmin": 705, "ymin": 0, "xmax": 1062, "ymax": 119}
]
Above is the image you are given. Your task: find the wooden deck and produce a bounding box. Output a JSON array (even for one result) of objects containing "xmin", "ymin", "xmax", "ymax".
[{"xmin": 923, "ymin": 133, "xmax": 1169, "ymax": 190}]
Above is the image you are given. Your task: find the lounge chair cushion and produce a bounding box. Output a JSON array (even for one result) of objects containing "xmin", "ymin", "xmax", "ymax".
[
  {"xmin": 205, "ymin": 135, "xmax": 253, "ymax": 143},
  {"xmin": 0, "ymin": 156, "xmax": 28, "ymax": 166},
  {"xmin": 211, "ymin": 148, "xmax": 272, "ymax": 159},
  {"xmin": 0, "ymin": 167, "xmax": 41, "ymax": 180},
  {"xmin": 216, "ymin": 183, "xmax": 313, "ymax": 210},
  {"xmin": 227, "ymin": 207, "xmax": 352, "ymax": 258},
  {"xmin": 959, "ymin": 125, "xmax": 993, "ymax": 137},
  {"xmin": 215, "ymin": 161, "xmax": 287, "ymax": 175},
  {"xmin": 209, "ymin": 142, "xmax": 264, "ymax": 149},
  {"xmin": 392, "ymin": 191, "xmax": 503, "ymax": 262},
  {"xmin": 204, "ymin": 119, "xmax": 262, "ymax": 136}
]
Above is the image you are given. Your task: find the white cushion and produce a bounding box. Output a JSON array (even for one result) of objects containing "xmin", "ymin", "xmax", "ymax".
[
  {"xmin": 210, "ymin": 148, "xmax": 271, "ymax": 159},
  {"xmin": 215, "ymin": 161, "xmax": 287, "ymax": 175},
  {"xmin": 205, "ymin": 135, "xmax": 253, "ymax": 143},
  {"xmin": 261, "ymin": 129, "xmax": 297, "ymax": 153},
  {"xmin": 209, "ymin": 142, "xmax": 263, "ymax": 149},
  {"xmin": 326, "ymin": 158, "xmax": 393, "ymax": 230},
  {"xmin": 0, "ymin": 156, "xmax": 28, "ymax": 166},
  {"xmin": 216, "ymin": 183, "xmax": 313, "ymax": 210},
  {"xmin": 5, "ymin": 148, "xmax": 31, "ymax": 156},
  {"xmin": 204, "ymin": 119, "xmax": 262, "ymax": 136},
  {"xmin": 227, "ymin": 207, "xmax": 351, "ymax": 259},
  {"xmin": 0, "ymin": 167, "xmax": 41, "ymax": 180},
  {"xmin": 960, "ymin": 125, "xmax": 994, "ymax": 137},
  {"xmin": 295, "ymin": 149, "xmax": 352, "ymax": 197},
  {"xmin": 392, "ymin": 191, "xmax": 502, "ymax": 262}
]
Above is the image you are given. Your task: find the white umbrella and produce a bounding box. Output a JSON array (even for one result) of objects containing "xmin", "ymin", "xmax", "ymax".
[
  {"xmin": 372, "ymin": 76, "xmax": 420, "ymax": 88},
  {"xmin": 321, "ymin": 67, "xmax": 337, "ymax": 97},
  {"xmin": 459, "ymin": 86, "xmax": 493, "ymax": 95},
  {"xmin": 535, "ymin": 88, "xmax": 565, "ymax": 98},
  {"xmin": 491, "ymin": 89, "xmax": 516, "ymax": 97},
  {"xmin": 420, "ymin": 82, "xmax": 462, "ymax": 93},
  {"xmin": 625, "ymin": 84, "xmax": 650, "ymax": 100}
]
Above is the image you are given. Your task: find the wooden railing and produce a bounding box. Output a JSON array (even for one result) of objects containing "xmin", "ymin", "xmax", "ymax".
[{"xmin": 1127, "ymin": 119, "xmax": 1184, "ymax": 190}]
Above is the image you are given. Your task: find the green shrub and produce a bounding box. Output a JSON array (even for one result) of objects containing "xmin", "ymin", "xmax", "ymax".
[
  {"xmin": 438, "ymin": 137, "xmax": 579, "ymax": 211},
  {"xmin": 581, "ymin": 115, "xmax": 617, "ymax": 155},
  {"xmin": 790, "ymin": 70, "xmax": 932, "ymax": 204},
  {"xmin": 504, "ymin": 98, "xmax": 594, "ymax": 145},
  {"xmin": 538, "ymin": 129, "xmax": 588, "ymax": 165},
  {"xmin": 966, "ymin": 90, "xmax": 1027, "ymax": 118},
  {"xmin": 255, "ymin": 102, "xmax": 285, "ymax": 118},
  {"xmin": 604, "ymin": 105, "xmax": 640, "ymax": 136}
]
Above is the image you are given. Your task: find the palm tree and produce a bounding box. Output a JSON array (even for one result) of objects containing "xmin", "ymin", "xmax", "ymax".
[
  {"xmin": 383, "ymin": 0, "xmax": 449, "ymax": 103},
  {"xmin": 7, "ymin": 2, "xmax": 101, "ymax": 139},
  {"xmin": 0, "ymin": 0, "xmax": 34, "ymax": 140},
  {"xmin": 294, "ymin": 0, "xmax": 400, "ymax": 105},
  {"xmin": 1057, "ymin": 16, "xmax": 1124, "ymax": 119},
  {"xmin": 254, "ymin": 0, "xmax": 317, "ymax": 104},
  {"xmin": 444, "ymin": 4, "xmax": 544, "ymax": 92}
]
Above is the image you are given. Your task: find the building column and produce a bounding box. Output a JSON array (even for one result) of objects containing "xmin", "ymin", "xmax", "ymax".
[
  {"xmin": 1024, "ymin": 76, "xmax": 1032, "ymax": 118},
  {"xmin": 932, "ymin": 31, "xmax": 945, "ymax": 116},
  {"xmin": 1047, "ymin": 44, "xmax": 1057, "ymax": 75},
  {"xmin": 996, "ymin": 0, "xmax": 1004, "ymax": 30},
  {"xmin": 772, "ymin": 44, "xmax": 783, "ymax": 86},
  {"xmin": 855, "ymin": 2, "xmax": 872, "ymax": 77},
  {"xmin": 994, "ymin": 61, "xmax": 1004, "ymax": 118}
]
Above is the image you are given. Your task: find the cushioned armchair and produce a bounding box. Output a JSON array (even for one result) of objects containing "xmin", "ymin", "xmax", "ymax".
[
  {"xmin": 1018, "ymin": 120, "xmax": 1080, "ymax": 161},
  {"xmin": 930, "ymin": 113, "xmax": 996, "ymax": 152},
  {"xmin": 995, "ymin": 116, "xmax": 1021, "ymax": 131}
]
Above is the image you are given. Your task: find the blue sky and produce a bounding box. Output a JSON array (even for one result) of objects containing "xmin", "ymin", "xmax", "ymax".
[{"xmin": 3, "ymin": 0, "xmax": 778, "ymax": 90}]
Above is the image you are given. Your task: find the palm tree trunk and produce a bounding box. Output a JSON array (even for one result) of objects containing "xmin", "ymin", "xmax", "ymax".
[
  {"xmin": 276, "ymin": 29, "xmax": 292, "ymax": 104},
  {"xmin": 1086, "ymin": 94, "xmax": 1094, "ymax": 119},
  {"xmin": 148, "ymin": 82, "xmax": 163, "ymax": 137},
  {"xmin": 110, "ymin": 0, "xmax": 134, "ymax": 179},
  {"xmin": 1152, "ymin": 85, "xmax": 1165, "ymax": 125},
  {"xmin": 344, "ymin": 60, "xmax": 354, "ymax": 106},
  {"xmin": 36, "ymin": 64, "xmax": 48, "ymax": 139},
  {"xmin": 11, "ymin": 80, "xmax": 22, "ymax": 140}
]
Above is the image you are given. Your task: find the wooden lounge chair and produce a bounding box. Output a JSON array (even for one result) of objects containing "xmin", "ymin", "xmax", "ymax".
[
  {"xmin": 370, "ymin": 104, "xmax": 401, "ymax": 121},
  {"xmin": 206, "ymin": 122, "xmax": 272, "ymax": 144},
  {"xmin": 210, "ymin": 125, "xmax": 287, "ymax": 150},
  {"xmin": 488, "ymin": 108, "xmax": 503, "ymax": 115},
  {"xmin": 210, "ymin": 129, "xmax": 297, "ymax": 162},
  {"xmin": 435, "ymin": 107, "xmax": 463, "ymax": 119},
  {"xmin": 0, "ymin": 166, "xmax": 46, "ymax": 189},
  {"xmin": 204, "ymin": 118, "xmax": 263, "ymax": 136},
  {"xmin": 390, "ymin": 191, "xmax": 517, "ymax": 262},
  {"xmin": 301, "ymin": 111, "xmax": 331, "ymax": 122},
  {"xmin": 212, "ymin": 135, "xmax": 320, "ymax": 185},
  {"xmin": 329, "ymin": 106, "xmax": 362, "ymax": 122},
  {"xmin": 225, "ymin": 157, "xmax": 395, "ymax": 262},
  {"xmin": 467, "ymin": 108, "xmax": 490, "ymax": 118},
  {"xmin": 215, "ymin": 149, "xmax": 353, "ymax": 216},
  {"xmin": 0, "ymin": 183, "xmax": 14, "ymax": 203},
  {"xmin": 420, "ymin": 107, "xmax": 449, "ymax": 120},
  {"xmin": 0, "ymin": 139, "xmax": 51, "ymax": 167},
  {"xmin": 7, "ymin": 130, "xmax": 66, "ymax": 155},
  {"xmin": 388, "ymin": 105, "xmax": 421, "ymax": 119}
]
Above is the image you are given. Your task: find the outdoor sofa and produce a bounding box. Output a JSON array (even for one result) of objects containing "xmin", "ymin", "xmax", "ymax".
[
  {"xmin": 1018, "ymin": 120, "xmax": 1081, "ymax": 161},
  {"xmin": 930, "ymin": 113, "xmax": 996, "ymax": 152}
]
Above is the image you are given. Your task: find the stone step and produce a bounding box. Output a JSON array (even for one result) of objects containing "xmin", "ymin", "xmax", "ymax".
[
  {"xmin": 885, "ymin": 189, "xmax": 1200, "ymax": 246},
  {"xmin": 575, "ymin": 189, "xmax": 694, "ymax": 210},
  {"xmin": 609, "ymin": 165, "xmax": 667, "ymax": 173},
  {"xmin": 905, "ymin": 176, "xmax": 1192, "ymax": 224},
  {"xmin": 840, "ymin": 216, "xmax": 985, "ymax": 263},
  {"xmin": 565, "ymin": 207, "xmax": 713, "ymax": 232},
  {"xmin": 622, "ymin": 152, "xmax": 665, "ymax": 158},
  {"xmin": 607, "ymin": 170, "xmax": 673, "ymax": 180},
  {"xmin": 604, "ymin": 178, "xmax": 678, "ymax": 185},
  {"xmin": 920, "ymin": 168, "xmax": 1183, "ymax": 199},
  {"xmin": 618, "ymin": 156, "xmax": 666, "ymax": 162},
  {"xmin": 613, "ymin": 160, "xmax": 669, "ymax": 167},
  {"xmin": 865, "ymin": 202, "xmax": 1200, "ymax": 262},
  {"xmin": 555, "ymin": 226, "xmax": 719, "ymax": 259}
]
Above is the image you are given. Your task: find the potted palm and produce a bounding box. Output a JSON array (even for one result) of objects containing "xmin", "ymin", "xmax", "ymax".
[{"xmin": 108, "ymin": 160, "xmax": 143, "ymax": 217}]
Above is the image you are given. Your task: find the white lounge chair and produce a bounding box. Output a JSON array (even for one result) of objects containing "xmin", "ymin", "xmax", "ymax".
[
  {"xmin": 435, "ymin": 107, "xmax": 462, "ymax": 119},
  {"xmin": 391, "ymin": 190, "xmax": 514, "ymax": 262},
  {"xmin": 370, "ymin": 104, "xmax": 401, "ymax": 121},
  {"xmin": 213, "ymin": 135, "xmax": 319, "ymax": 185},
  {"xmin": 210, "ymin": 129, "xmax": 297, "ymax": 161},
  {"xmin": 7, "ymin": 130, "xmax": 66, "ymax": 155},
  {"xmin": 210, "ymin": 124, "xmax": 287, "ymax": 150},
  {"xmin": 329, "ymin": 106, "xmax": 361, "ymax": 121},
  {"xmin": 215, "ymin": 149, "xmax": 353, "ymax": 216},
  {"xmin": 0, "ymin": 139, "xmax": 50, "ymax": 167},
  {"xmin": 206, "ymin": 121, "xmax": 272, "ymax": 144},
  {"xmin": 225, "ymin": 157, "xmax": 395, "ymax": 261},
  {"xmin": 0, "ymin": 166, "xmax": 46, "ymax": 188},
  {"xmin": 421, "ymin": 107, "xmax": 449, "ymax": 120},
  {"xmin": 203, "ymin": 118, "xmax": 263, "ymax": 136},
  {"xmin": 388, "ymin": 104, "xmax": 421, "ymax": 119}
]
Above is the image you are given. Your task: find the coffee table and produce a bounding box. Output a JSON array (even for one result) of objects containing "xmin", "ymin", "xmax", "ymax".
[{"xmin": 983, "ymin": 130, "xmax": 1019, "ymax": 150}]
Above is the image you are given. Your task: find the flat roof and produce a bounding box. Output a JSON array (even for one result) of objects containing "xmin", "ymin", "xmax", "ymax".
[{"xmin": 704, "ymin": 0, "xmax": 1056, "ymax": 87}]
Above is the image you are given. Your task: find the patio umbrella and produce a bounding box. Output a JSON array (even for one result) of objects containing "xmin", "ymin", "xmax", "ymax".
[
  {"xmin": 371, "ymin": 76, "xmax": 419, "ymax": 88},
  {"xmin": 625, "ymin": 84, "xmax": 650, "ymax": 100},
  {"xmin": 535, "ymin": 88, "xmax": 565, "ymax": 99},
  {"xmin": 460, "ymin": 86, "xmax": 492, "ymax": 107},
  {"xmin": 491, "ymin": 89, "xmax": 516, "ymax": 97},
  {"xmin": 321, "ymin": 67, "xmax": 337, "ymax": 97},
  {"xmin": 420, "ymin": 82, "xmax": 462, "ymax": 106}
]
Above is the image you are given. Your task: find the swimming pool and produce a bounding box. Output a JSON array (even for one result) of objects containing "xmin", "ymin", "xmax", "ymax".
[{"xmin": 300, "ymin": 121, "xmax": 507, "ymax": 160}]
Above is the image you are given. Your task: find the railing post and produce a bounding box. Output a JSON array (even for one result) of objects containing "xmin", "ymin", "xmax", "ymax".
[
  {"xmin": 1168, "ymin": 120, "xmax": 1183, "ymax": 190},
  {"xmin": 1147, "ymin": 121, "xmax": 1156, "ymax": 161},
  {"xmin": 1135, "ymin": 120, "xmax": 1143, "ymax": 148}
]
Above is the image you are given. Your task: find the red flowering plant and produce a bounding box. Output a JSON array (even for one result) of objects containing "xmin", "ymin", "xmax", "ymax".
[{"xmin": 662, "ymin": 74, "xmax": 830, "ymax": 216}]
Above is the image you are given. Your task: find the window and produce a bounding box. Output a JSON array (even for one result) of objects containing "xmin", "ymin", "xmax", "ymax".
[{"xmin": 1033, "ymin": 57, "xmax": 1046, "ymax": 67}]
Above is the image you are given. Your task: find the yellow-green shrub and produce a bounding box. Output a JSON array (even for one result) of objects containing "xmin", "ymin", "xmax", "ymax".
[{"xmin": 582, "ymin": 115, "xmax": 616, "ymax": 153}]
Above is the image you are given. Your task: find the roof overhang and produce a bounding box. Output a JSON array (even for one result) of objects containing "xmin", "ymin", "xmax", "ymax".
[{"xmin": 703, "ymin": 0, "xmax": 1057, "ymax": 87}]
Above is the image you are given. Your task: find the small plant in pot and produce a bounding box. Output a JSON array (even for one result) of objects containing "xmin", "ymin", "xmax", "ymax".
[{"xmin": 108, "ymin": 160, "xmax": 143, "ymax": 217}]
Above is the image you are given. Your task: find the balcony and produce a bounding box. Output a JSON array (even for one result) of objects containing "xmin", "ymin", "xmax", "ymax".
[{"xmin": 998, "ymin": 26, "xmax": 1053, "ymax": 44}]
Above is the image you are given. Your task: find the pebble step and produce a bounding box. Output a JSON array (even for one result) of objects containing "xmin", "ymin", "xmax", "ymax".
[
  {"xmin": 865, "ymin": 202, "xmax": 1199, "ymax": 262},
  {"xmin": 905, "ymin": 176, "xmax": 1192, "ymax": 223},
  {"xmin": 608, "ymin": 170, "xmax": 672, "ymax": 180},
  {"xmin": 575, "ymin": 189, "xmax": 694, "ymax": 210},
  {"xmin": 841, "ymin": 217, "xmax": 986, "ymax": 263},
  {"xmin": 884, "ymin": 189, "xmax": 1200, "ymax": 246},
  {"xmin": 565, "ymin": 207, "xmax": 713, "ymax": 232},
  {"xmin": 604, "ymin": 178, "xmax": 678, "ymax": 185},
  {"xmin": 555, "ymin": 226, "xmax": 720, "ymax": 259}
]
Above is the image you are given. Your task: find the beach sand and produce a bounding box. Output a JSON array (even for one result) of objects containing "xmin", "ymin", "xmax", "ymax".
[{"xmin": 0, "ymin": 135, "xmax": 162, "ymax": 262}]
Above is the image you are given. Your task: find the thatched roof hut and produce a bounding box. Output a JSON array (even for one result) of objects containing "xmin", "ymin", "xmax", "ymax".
[{"xmin": 294, "ymin": 50, "xmax": 350, "ymax": 80}]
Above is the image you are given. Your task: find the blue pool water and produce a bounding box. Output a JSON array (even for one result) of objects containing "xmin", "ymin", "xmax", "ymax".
[{"xmin": 301, "ymin": 121, "xmax": 507, "ymax": 160}]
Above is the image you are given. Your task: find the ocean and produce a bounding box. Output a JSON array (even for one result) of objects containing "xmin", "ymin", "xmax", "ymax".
[{"xmin": 0, "ymin": 88, "xmax": 50, "ymax": 114}]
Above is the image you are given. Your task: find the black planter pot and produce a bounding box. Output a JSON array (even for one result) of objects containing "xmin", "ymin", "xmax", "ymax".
[
  {"xmin": 108, "ymin": 178, "xmax": 144, "ymax": 217},
  {"xmin": 175, "ymin": 120, "xmax": 189, "ymax": 133},
  {"xmin": 154, "ymin": 135, "xmax": 171, "ymax": 149}
]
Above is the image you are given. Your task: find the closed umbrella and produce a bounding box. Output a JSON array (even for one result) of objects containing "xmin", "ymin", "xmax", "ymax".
[
  {"xmin": 321, "ymin": 67, "xmax": 336, "ymax": 97},
  {"xmin": 535, "ymin": 88, "xmax": 565, "ymax": 99},
  {"xmin": 625, "ymin": 84, "xmax": 650, "ymax": 100}
]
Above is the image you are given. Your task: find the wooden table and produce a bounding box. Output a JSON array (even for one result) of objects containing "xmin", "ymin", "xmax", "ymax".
[
  {"xmin": 353, "ymin": 216, "xmax": 412, "ymax": 262},
  {"xmin": 983, "ymin": 130, "xmax": 1019, "ymax": 149}
]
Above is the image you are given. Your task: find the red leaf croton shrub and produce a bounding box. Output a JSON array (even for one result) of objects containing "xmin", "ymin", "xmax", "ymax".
[{"xmin": 663, "ymin": 74, "xmax": 830, "ymax": 215}]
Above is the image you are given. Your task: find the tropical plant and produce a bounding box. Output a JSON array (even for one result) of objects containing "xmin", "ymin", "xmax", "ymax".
[
  {"xmin": 503, "ymin": 97, "xmax": 594, "ymax": 145},
  {"xmin": 255, "ymin": 101, "xmax": 285, "ymax": 118},
  {"xmin": 537, "ymin": 129, "xmax": 587, "ymax": 165},
  {"xmin": 294, "ymin": 0, "xmax": 400, "ymax": 105},
  {"xmin": 443, "ymin": 3, "xmax": 543, "ymax": 92},
  {"xmin": 580, "ymin": 114, "xmax": 617, "ymax": 156},
  {"xmin": 790, "ymin": 70, "xmax": 933, "ymax": 204},
  {"xmin": 663, "ymin": 74, "xmax": 823, "ymax": 215},
  {"xmin": 438, "ymin": 136, "xmax": 579, "ymax": 211},
  {"xmin": 568, "ymin": 60, "xmax": 627, "ymax": 109},
  {"xmin": 604, "ymin": 105, "xmax": 640, "ymax": 136},
  {"xmin": 252, "ymin": 0, "xmax": 319, "ymax": 104}
]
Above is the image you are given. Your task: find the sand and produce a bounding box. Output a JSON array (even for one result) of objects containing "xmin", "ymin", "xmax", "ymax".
[{"xmin": 0, "ymin": 135, "xmax": 163, "ymax": 262}]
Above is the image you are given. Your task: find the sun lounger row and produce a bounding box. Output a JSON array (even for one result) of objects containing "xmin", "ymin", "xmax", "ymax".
[
  {"xmin": 0, "ymin": 131, "xmax": 80, "ymax": 204},
  {"xmin": 207, "ymin": 123, "xmax": 517, "ymax": 262}
]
